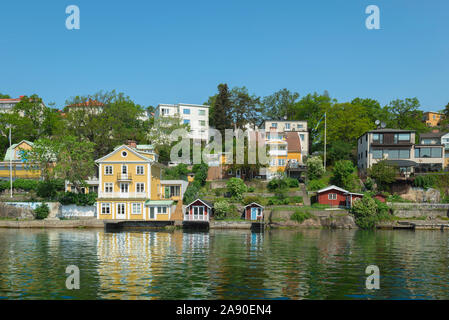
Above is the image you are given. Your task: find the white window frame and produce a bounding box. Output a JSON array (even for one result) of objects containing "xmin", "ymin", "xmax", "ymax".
[
  {"xmin": 104, "ymin": 183, "xmax": 113, "ymax": 193},
  {"xmin": 105, "ymin": 165, "xmax": 113, "ymax": 175},
  {"xmin": 136, "ymin": 165, "xmax": 144, "ymax": 175},
  {"xmin": 198, "ymin": 109, "xmax": 206, "ymax": 116},
  {"xmin": 101, "ymin": 203, "xmax": 111, "ymax": 214},
  {"xmin": 120, "ymin": 183, "xmax": 129, "ymax": 194},
  {"xmin": 328, "ymin": 193, "xmax": 337, "ymax": 200},
  {"xmin": 136, "ymin": 183, "xmax": 145, "ymax": 193},
  {"xmin": 116, "ymin": 203, "xmax": 126, "ymax": 216},
  {"xmin": 132, "ymin": 203, "xmax": 142, "ymax": 215}
]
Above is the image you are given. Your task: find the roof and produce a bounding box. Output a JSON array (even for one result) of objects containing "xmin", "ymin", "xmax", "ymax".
[
  {"xmin": 317, "ymin": 185, "xmax": 349, "ymax": 194},
  {"xmin": 185, "ymin": 198, "xmax": 213, "ymax": 209},
  {"xmin": 3, "ymin": 140, "xmax": 34, "ymax": 161},
  {"xmin": 420, "ymin": 132, "xmax": 448, "ymax": 138},
  {"xmin": 384, "ymin": 159, "xmax": 417, "ymax": 167},
  {"xmin": 244, "ymin": 202, "xmax": 264, "ymax": 209},
  {"xmin": 95, "ymin": 144, "xmax": 155, "ymax": 163},
  {"xmin": 66, "ymin": 99, "xmax": 104, "ymax": 108},
  {"xmin": 423, "ymin": 111, "xmax": 443, "ymax": 115},
  {"xmin": 144, "ymin": 200, "xmax": 174, "ymax": 206},
  {"xmin": 367, "ymin": 128, "xmax": 415, "ymax": 133}
]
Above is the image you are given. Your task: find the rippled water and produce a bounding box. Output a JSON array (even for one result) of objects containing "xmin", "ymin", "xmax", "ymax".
[{"xmin": 0, "ymin": 228, "xmax": 448, "ymax": 299}]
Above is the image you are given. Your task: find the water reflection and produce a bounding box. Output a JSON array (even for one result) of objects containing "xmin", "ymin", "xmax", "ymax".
[{"xmin": 0, "ymin": 228, "xmax": 449, "ymax": 299}]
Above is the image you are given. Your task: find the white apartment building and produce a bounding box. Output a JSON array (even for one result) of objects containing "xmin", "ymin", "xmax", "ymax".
[{"xmin": 155, "ymin": 103, "xmax": 209, "ymax": 141}]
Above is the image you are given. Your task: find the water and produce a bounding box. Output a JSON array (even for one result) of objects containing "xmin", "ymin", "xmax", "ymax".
[{"xmin": 0, "ymin": 228, "xmax": 448, "ymax": 300}]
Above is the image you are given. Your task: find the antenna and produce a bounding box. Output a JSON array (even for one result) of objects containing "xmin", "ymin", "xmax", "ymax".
[
  {"xmin": 375, "ymin": 120, "xmax": 380, "ymax": 126},
  {"xmin": 381, "ymin": 122, "xmax": 386, "ymax": 129}
]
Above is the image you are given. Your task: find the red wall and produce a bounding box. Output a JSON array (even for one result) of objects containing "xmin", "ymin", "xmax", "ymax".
[
  {"xmin": 187, "ymin": 200, "xmax": 209, "ymax": 216},
  {"xmin": 374, "ymin": 194, "xmax": 386, "ymax": 203},
  {"xmin": 317, "ymin": 190, "xmax": 347, "ymax": 207},
  {"xmin": 245, "ymin": 204, "xmax": 263, "ymax": 220}
]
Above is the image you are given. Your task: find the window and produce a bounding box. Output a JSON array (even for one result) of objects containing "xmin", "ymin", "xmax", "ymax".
[
  {"xmin": 89, "ymin": 186, "xmax": 98, "ymax": 194},
  {"xmin": 416, "ymin": 147, "xmax": 442, "ymax": 158},
  {"xmin": 183, "ymin": 108, "xmax": 190, "ymax": 115},
  {"xmin": 328, "ymin": 193, "xmax": 337, "ymax": 200},
  {"xmin": 161, "ymin": 108, "xmax": 170, "ymax": 116},
  {"xmin": 101, "ymin": 203, "xmax": 111, "ymax": 214},
  {"xmin": 121, "ymin": 151, "xmax": 128, "ymax": 157},
  {"xmin": 300, "ymin": 134, "xmax": 304, "ymax": 141},
  {"xmin": 104, "ymin": 183, "xmax": 113, "ymax": 193},
  {"xmin": 105, "ymin": 166, "xmax": 113, "ymax": 175},
  {"xmin": 199, "ymin": 120, "xmax": 206, "ymax": 126},
  {"xmin": 157, "ymin": 206, "xmax": 167, "ymax": 214},
  {"xmin": 183, "ymin": 119, "xmax": 190, "ymax": 125},
  {"xmin": 399, "ymin": 149, "xmax": 410, "ymax": 159},
  {"xmin": 132, "ymin": 203, "xmax": 141, "ymax": 215},
  {"xmin": 117, "ymin": 203, "xmax": 126, "ymax": 215},
  {"xmin": 120, "ymin": 183, "xmax": 129, "ymax": 193},
  {"xmin": 170, "ymin": 186, "xmax": 180, "ymax": 197},
  {"xmin": 149, "ymin": 207, "xmax": 155, "ymax": 219},
  {"xmin": 198, "ymin": 109, "xmax": 206, "ymax": 116},
  {"xmin": 278, "ymin": 159, "xmax": 285, "ymax": 166},
  {"xmin": 285, "ymin": 123, "xmax": 290, "ymax": 129},
  {"xmin": 372, "ymin": 134, "xmax": 383, "ymax": 144},
  {"xmin": 385, "ymin": 149, "xmax": 410, "ymax": 159},
  {"xmin": 136, "ymin": 165, "xmax": 144, "ymax": 175},
  {"xmin": 136, "ymin": 183, "xmax": 145, "ymax": 193},
  {"xmin": 271, "ymin": 123, "xmax": 277, "ymax": 128},
  {"xmin": 394, "ymin": 133, "xmax": 410, "ymax": 143}
]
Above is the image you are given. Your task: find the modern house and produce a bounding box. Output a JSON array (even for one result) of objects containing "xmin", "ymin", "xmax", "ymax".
[
  {"xmin": 154, "ymin": 103, "xmax": 209, "ymax": 141},
  {"xmin": 243, "ymin": 202, "xmax": 264, "ymax": 221},
  {"xmin": 0, "ymin": 140, "xmax": 42, "ymax": 180},
  {"xmin": 95, "ymin": 141, "xmax": 183, "ymax": 221},
  {"xmin": 316, "ymin": 185, "xmax": 363, "ymax": 208},
  {"xmin": 184, "ymin": 199, "xmax": 212, "ymax": 222},
  {"xmin": 423, "ymin": 112, "xmax": 444, "ymax": 127},
  {"xmin": 357, "ymin": 129, "xmax": 444, "ymax": 176},
  {"xmin": 0, "ymin": 96, "xmax": 47, "ymax": 116},
  {"xmin": 419, "ymin": 131, "xmax": 449, "ymax": 169}
]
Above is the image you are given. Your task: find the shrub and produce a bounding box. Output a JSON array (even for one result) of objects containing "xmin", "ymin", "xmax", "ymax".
[
  {"xmin": 243, "ymin": 195, "xmax": 262, "ymax": 205},
  {"xmin": 58, "ymin": 192, "xmax": 97, "ymax": 206},
  {"xmin": 267, "ymin": 178, "xmax": 288, "ymax": 192},
  {"xmin": 0, "ymin": 180, "xmax": 11, "ymax": 192},
  {"xmin": 306, "ymin": 156, "xmax": 325, "ymax": 180},
  {"xmin": 183, "ymin": 184, "xmax": 200, "ymax": 204},
  {"xmin": 214, "ymin": 200, "xmax": 230, "ymax": 219},
  {"xmin": 368, "ymin": 160, "xmax": 396, "ymax": 191},
  {"xmin": 13, "ymin": 179, "xmax": 38, "ymax": 191},
  {"xmin": 285, "ymin": 177, "xmax": 299, "ymax": 188},
  {"xmin": 364, "ymin": 177, "xmax": 374, "ymax": 191},
  {"xmin": 290, "ymin": 210, "xmax": 313, "ymax": 223},
  {"xmin": 330, "ymin": 160, "xmax": 359, "ymax": 191},
  {"xmin": 34, "ymin": 203, "xmax": 50, "ymax": 220},
  {"xmin": 307, "ymin": 179, "xmax": 326, "ymax": 191},
  {"xmin": 267, "ymin": 197, "xmax": 289, "ymax": 205},
  {"xmin": 413, "ymin": 175, "xmax": 436, "ymax": 189},
  {"xmin": 36, "ymin": 180, "xmax": 59, "ymax": 199},
  {"xmin": 163, "ymin": 164, "xmax": 189, "ymax": 180},
  {"xmin": 247, "ymin": 186, "xmax": 255, "ymax": 192},
  {"xmin": 351, "ymin": 195, "xmax": 392, "ymax": 229},
  {"xmin": 288, "ymin": 196, "xmax": 303, "ymax": 204},
  {"xmin": 226, "ymin": 178, "xmax": 247, "ymax": 200}
]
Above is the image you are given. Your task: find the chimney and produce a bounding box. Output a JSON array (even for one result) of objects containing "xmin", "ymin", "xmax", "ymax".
[
  {"xmin": 127, "ymin": 140, "xmax": 137, "ymax": 148},
  {"xmin": 432, "ymin": 129, "xmax": 440, "ymax": 133}
]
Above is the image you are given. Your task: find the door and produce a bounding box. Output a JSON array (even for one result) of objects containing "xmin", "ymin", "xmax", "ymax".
[
  {"xmin": 251, "ymin": 207, "xmax": 258, "ymax": 220},
  {"xmin": 120, "ymin": 183, "xmax": 129, "ymax": 197},
  {"xmin": 121, "ymin": 165, "xmax": 128, "ymax": 179},
  {"xmin": 149, "ymin": 207, "xmax": 155, "ymax": 220},
  {"xmin": 236, "ymin": 169, "xmax": 241, "ymax": 179},
  {"xmin": 116, "ymin": 203, "xmax": 126, "ymax": 219}
]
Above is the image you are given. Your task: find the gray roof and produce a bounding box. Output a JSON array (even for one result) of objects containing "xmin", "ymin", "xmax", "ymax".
[
  {"xmin": 368, "ymin": 128, "xmax": 415, "ymax": 133},
  {"xmin": 420, "ymin": 132, "xmax": 448, "ymax": 138},
  {"xmin": 384, "ymin": 160, "xmax": 417, "ymax": 167}
]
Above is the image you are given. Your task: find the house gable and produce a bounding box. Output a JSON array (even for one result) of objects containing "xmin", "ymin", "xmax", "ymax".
[{"xmin": 95, "ymin": 145, "xmax": 152, "ymax": 163}]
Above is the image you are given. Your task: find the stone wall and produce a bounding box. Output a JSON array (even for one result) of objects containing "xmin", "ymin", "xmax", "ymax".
[
  {"xmin": 389, "ymin": 202, "xmax": 449, "ymax": 219},
  {"xmin": 3, "ymin": 202, "xmax": 60, "ymax": 219},
  {"xmin": 59, "ymin": 205, "xmax": 97, "ymax": 219},
  {"xmin": 210, "ymin": 220, "xmax": 253, "ymax": 229},
  {"xmin": 0, "ymin": 202, "xmax": 34, "ymax": 219}
]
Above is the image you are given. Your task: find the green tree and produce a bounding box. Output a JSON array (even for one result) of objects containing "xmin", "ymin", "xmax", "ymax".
[
  {"xmin": 210, "ymin": 84, "xmax": 232, "ymax": 134},
  {"xmin": 386, "ymin": 98, "xmax": 427, "ymax": 134},
  {"xmin": 262, "ymin": 89, "xmax": 300, "ymax": 120},
  {"xmin": 21, "ymin": 138, "xmax": 58, "ymax": 181},
  {"xmin": 330, "ymin": 160, "xmax": 359, "ymax": 191},
  {"xmin": 226, "ymin": 177, "xmax": 247, "ymax": 200},
  {"xmin": 229, "ymin": 86, "xmax": 261, "ymax": 129},
  {"xmin": 0, "ymin": 93, "xmax": 10, "ymax": 99},
  {"xmin": 368, "ymin": 160, "xmax": 397, "ymax": 191},
  {"xmin": 306, "ymin": 156, "xmax": 325, "ymax": 180}
]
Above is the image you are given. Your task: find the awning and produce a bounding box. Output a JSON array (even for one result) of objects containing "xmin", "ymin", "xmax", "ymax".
[
  {"xmin": 144, "ymin": 200, "xmax": 174, "ymax": 206},
  {"xmin": 384, "ymin": 160, "xmax": 417, "ymax": 167}
]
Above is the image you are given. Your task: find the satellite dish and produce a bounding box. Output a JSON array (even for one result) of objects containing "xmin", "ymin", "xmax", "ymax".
[
  {"xmin": 381, "ymin": 122, "xmax": 386, "ymax": 129},
  {"xmin": 375, "ymin": 120, "xmax": 380, "ymax": 126}
]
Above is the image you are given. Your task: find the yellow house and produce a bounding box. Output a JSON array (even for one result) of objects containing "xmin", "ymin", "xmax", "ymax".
[
  {"xmin": 423, "ymin": 112, "xmax": 444, "ymax": 127},
  {"xmin": 0, "ymin": 140, "xmax": 41, "ymax": 179},
  {"xmin": 96, "ymin": 143, "xmax": 182, "ymax": 221}
]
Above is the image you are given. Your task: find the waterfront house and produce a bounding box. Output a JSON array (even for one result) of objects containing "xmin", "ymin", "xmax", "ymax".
[
  {"xmin": 316, "ymin": 185, "xmax": 363, "ymax": 208},
  {"xmin": 0, "ymin": 140, "xmax": 42, "ymax": 180},
  {"xmin": 243, "ymin": 202, "xmax": 264, "ymax": 221},
  {"xmin": 419, "ymin": 131, "xmax": 449, "ymax": 169},
  {"xmin": 184, "ymin": 199, "xmax": 212, "ymax": 222},
  {"xmin": 357, "ymin": 129, "xmax": 444, "ymax": 176},
  {"xmin": 95, "ymin": 140, "xmax": 183, "ymax": 221}
]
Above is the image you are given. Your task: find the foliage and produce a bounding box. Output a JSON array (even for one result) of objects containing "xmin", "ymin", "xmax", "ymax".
[
  {"xmin": 267, "ymin": 178, "xmax": 288, "ymax": 192},
  {"xmin": 226, "ymin": 178, "xmax": 247, "ymax": 200},
  {"xmin": 368, "ymin": 160, "xmax": 397, "ymax": 191},
  {"xmin": 12, "ymin": 179, "xmax": 38, "ymax": 191},
  {"xmin": 327, "ymin": 140, "xmax": 356, "ymax": 165},
  {"xmin": 285, "ymin": 177, "xmax": 299, "ymax": 188},
  {"xmin": 58, "ymin": 192, "xmax": 97, "ymax": 206},
  {"xmin": 247, "ymin": 186, "xmax": 255, "ymax": 192},
  {"xmin": 290, "ymin": 210, "xmax": 313, "ymax": 223},
  {"xmin": 193, "ymin": 163, "xmax": 208, "ymax": 187},
  {"xmin": 183, "ymin": 184, "xmax": 200, "ymax": 204},
  {"xmin": 214, "ymin": 200, "xmax": 231, "ymax": 220},
  {"xmin": 209, "ymin": 83, "xmax": 232, "ymax": 133},
  {"xmin": 351, "ymin": 195, "xmax": 391, "ymax": 229},
  {"xmin": 34, "ymin": 203, "xmax": 50, "ymax": 220},
  {"xmin": 243, "ymin": 195, "xmax": 263, "ymax": 205},
  {"xmin": 261, "ymin": 88, "xmax": 299, "ymax": 121},
  {"xmin": 163, "ymin": 164, "xmax": 189, "ymax": 180},
  {"xmin": 267, "ymin": 197, "xmax": 289, "ymax": 205},
  {"xmin": 306, "ymin": 156, "xmax": 325, "ymax": 180},
  {"xmin": 307, "ymin": 179, "xmax": 326, "ymax": 191},
  {"xmin": 364, "ymin": 177, "xmax": 374, "ymax": 191},
  {"xmin": 330, "ymin": 160, "xmax": 359, "ymax": 191},
  {"xmin": 413, "ymin": 175, "xmax": 436, "ymax": 189},
  {"xmin": 36, "ymin": 179, "xmax": 64, "ymax": 200}
]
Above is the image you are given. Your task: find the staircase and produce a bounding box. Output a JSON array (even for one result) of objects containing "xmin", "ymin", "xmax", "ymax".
[{"xmin": 171, "ymin": 201, "xmax": 184, "ymax": 221}]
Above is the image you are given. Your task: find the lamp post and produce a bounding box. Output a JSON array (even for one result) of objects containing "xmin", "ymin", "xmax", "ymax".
[{"xmin": 8, "ymin": 125, "xmax": 12, "ymax": 198}]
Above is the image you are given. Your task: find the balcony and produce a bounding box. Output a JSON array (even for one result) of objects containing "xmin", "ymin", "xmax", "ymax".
[
  {"xmin": 117, "ymin": 173, "xmax": 132, "ymax": 181},
  {"xmin": 268, "ymin": 149, "xmax": 287, "ymax": 156},
  {"xmin": 98, "ymin": 192, "xmax": 147, "ymax": 199},
  {"xmin": 184, "ymin": 214, "xmax": 209, "ymax": 222}
]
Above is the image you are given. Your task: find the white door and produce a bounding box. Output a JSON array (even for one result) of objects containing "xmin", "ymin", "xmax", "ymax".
[
  {"xmin": 120, "ymin": 183, "xmax": 129, "ymax": 197},
  {"xmin": 116, "ymin": 203, "xmax": 126, "ymax": 219}
]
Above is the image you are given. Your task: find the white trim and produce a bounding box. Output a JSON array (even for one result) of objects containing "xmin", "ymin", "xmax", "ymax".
[
  {"xmin": 186, "ymin": 198, "xmax": 212, "ymax": 209},
  {"xmin": 317, "ymin": 185, "xmax": 349, "ymax": 194},
  {"xmin": 95, "ymin": 145, "xmax": 153, "ymax": 163},
  {"xmin": 244, "ymin": 202, "xmax": 264, "ymax": 209},
  {"xmin": 136, "ymin": 165, "xmax": 145, "ymax": 175},
  {"xmin": 104, "ymin": 165, "xmax": 113, "ymax": 175},
  {"xmin": 148, "ymin": 163, "xmax": 151, "ymax": 199},
  {"xmin": 99, "ymin": 164, "xmax": 103, "ymax": 192}
]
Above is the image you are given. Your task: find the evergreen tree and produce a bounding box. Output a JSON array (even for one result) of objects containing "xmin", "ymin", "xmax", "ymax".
[{"xmin": 211, "ymin": 83, "xmax": 232, "ymax": 133}]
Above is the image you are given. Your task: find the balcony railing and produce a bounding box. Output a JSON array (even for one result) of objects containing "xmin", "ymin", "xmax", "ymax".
[
  {"xmin": 98, "ymin": 192, "xmax": 147, "ymax": 198},
  {"xmin": 268, "ymin": 150, "xmax": 287, "ymax": 156},
  {"xmin": 184, "ymin": 214, "xmax": 209, "ymax": 222},
  {"xmin": 117, "ymin": 173, "xmax": 132, "ymax": 181}
]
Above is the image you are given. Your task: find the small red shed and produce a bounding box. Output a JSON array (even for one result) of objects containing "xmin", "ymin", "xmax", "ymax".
[
  {"xmin": 243, "ymin": 202, "xmax": 264, "ymax": 221},
  {"xmin": 317, "ymin": 185, "xmax": 363, "ymax": 208},
  {"xmin": 185, "ymin": 199, "xmax": 213, "ymax": 222}
]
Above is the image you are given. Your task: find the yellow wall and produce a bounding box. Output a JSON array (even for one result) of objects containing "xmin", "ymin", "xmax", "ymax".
[
  {"xmin": 151, "ymin": 165, "xmax": 161, "ymax": 200},
  {"xmin": 97, "ymin": 200, "xmax": 146, "ymax": 220},
  {"xmin": 287, "ymin": 151, "xmax": 301, "ymax": 162},
  {"xmin": 424, "ymin": 112, "xmax": 444, "ymax": 127}
]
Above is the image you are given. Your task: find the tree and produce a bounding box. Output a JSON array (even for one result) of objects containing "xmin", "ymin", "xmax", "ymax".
[
  {"xmin": 210, "ymin": 84, "xmax": 232, "ymax": 133},
  {"xmin": 21, "ymin": 138, "xmax": 58, "ymax": 181},
  {"xmin": 327, "ymin": 140, "xmax": 356, "ymax": 165},
  {"xmin": 386, "ymin": 98, "xmax": 427, "ymax": 134},
  {"xmin": 330, "ymin": 160, "xmax": 359, "ymax": 191},
  {"xmin": 368, "ymin": 160, "xmax": 397, "ymax": 191},
  {"xmin": 306, "ymin": 156, "xmax": 325, "ymax": 180},
  {"xmin": 262, "ymin": 89, "xmax": 300, "ymax": 121},
  {"xmin": 226, "ymin": 177, "xmax": 247, "ymax": 200},
  {"xmin": 229, "ymin": 86, "xmax": 261, "ymax": 129},
  {"xmin": 0, "ymin": 93, "xmax": 10, "ymax": 99}
]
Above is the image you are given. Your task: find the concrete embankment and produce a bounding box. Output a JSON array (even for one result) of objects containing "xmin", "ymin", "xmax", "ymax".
[{"xmin": 0, "ymin": 219, "xmax": 104, "ymax": 229}]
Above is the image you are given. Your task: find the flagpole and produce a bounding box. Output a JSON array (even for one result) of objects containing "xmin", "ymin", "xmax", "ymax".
[
  {"xmin": 9, "ymin": 126, "xmax": 12, "ymax": 198},
  {"xmin": 324, "ymin": 112, "xmax": 326, "ymax": 171}
]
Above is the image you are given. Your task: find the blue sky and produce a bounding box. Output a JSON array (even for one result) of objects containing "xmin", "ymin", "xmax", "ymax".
[{"xmin": 0, "ymin": 0, "xmax": 448, "ymax": 111}]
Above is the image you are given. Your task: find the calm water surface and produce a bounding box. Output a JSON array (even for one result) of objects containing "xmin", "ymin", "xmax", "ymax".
[{"xmin": 0, "ymin": 228, "xmax": 448, "ymax": 299}]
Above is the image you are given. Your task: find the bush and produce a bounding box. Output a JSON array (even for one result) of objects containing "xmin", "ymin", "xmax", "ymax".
[
  {"xmin": 0, "ymin": 180, "xmax": 11, "ymax": 192},
  {"xmin": 413, "ymin": 175, "xmax": 436, "ymax": 189},
  {"xmin": 163, "ymin": 164, "xmax": 189, "ymax": 180},
  {"xmin": 307, "ymin": 179, "xmax": 326, "ymax": 191},
  {"xmin": 243, "ymin": 195, "xmax": 262, "ymax": 205},
  {"xmin": 58, "ymin": 192, "xmax": 97, "ymax": 206},
  {"xmin": 34, "ymin": 203, "xmax": 50, "ymax": 220},
  {"xmin": 36, "ymin": 180, "xmax": 58, "ymax": 199},
  {"xmin": 306, "ymin": 156, "xmax": 325, "ymax": 180},
  {"xmin": 285, "ymin": 177, "xmax": 299, "ymax": 188},
  {"xmin": 214, "ymin": 200, "xmax": 230, "ymax": 219},
  {"xmin": 351, "ymin": 195, "xmax": 392, "ymax": 229},
  {"xmin": 267, "ymin": 178, "xmax": 288, "ymax": 192},
  {"xmin": 183, "ymin": 184, "xmax": 200, "ymax": 204},
  {"xmin": 290, "ymin": 210, "xmax": 313, "ymax": 223},
  {"xmin": 226, "ymin": 178, "xmax": 247, "ymax": 200},
  {"xmin": 247, "ymin": 186, "xmax": 255, "ymax": 192},
  {"xmin": 267, "ymin": 197, "xmax": 289, "ymax": 205},
  {"xmin": 288, "ymin": 196, "xmax": 303, "ymax": 204},
  {"xmin": 364, "ymin": 177, "xmax": 374, "ymax": 191},
  {"xmin": 13, "ymin": 179, "xmax": 38, "ymax": 191}
]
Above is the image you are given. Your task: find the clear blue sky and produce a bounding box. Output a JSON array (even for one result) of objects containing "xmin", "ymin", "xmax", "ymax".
[{"xmin": 0, "ymin": 0, "xmax": 448, "ymax": 111}]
